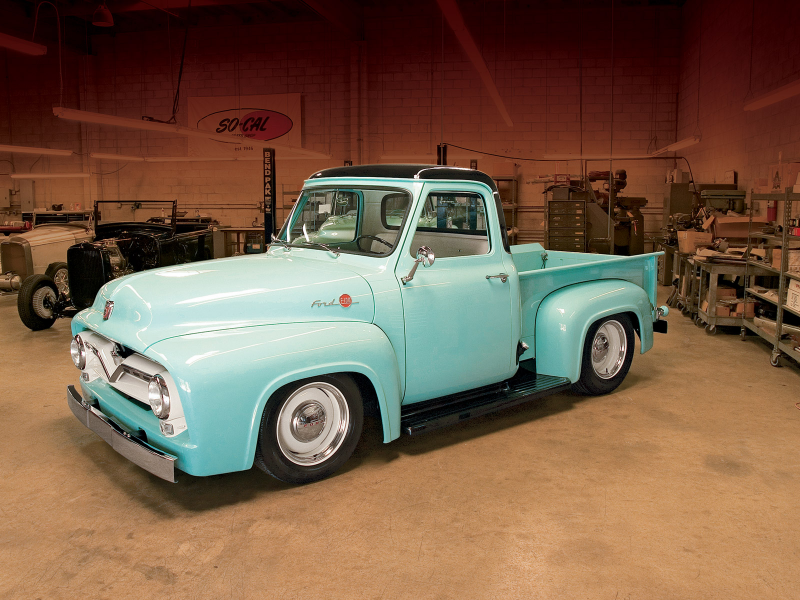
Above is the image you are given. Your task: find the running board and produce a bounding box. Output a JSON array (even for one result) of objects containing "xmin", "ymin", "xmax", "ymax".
[{"xmin": 400, "ymin": 372, "xmax": 572, "ymax": 436}]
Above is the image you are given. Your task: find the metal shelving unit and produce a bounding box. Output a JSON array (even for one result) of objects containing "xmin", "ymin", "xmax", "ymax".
[{"xmin": 742, "ymin": 189, "xmax": 800, "ymax": 366}]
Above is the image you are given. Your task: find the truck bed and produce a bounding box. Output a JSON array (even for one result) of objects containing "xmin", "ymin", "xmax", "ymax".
[{"xmin": 510, "ymin": 243, "xmax": 660, "ymax": 342}]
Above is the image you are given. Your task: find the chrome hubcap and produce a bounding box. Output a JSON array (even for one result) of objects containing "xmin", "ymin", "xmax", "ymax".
[
  {"xmin": 591, "ymin": 320, "xmax": 627, "ymax": 380},
  {"xmin": 276, "ymin": 382, "xmax": 349, "ymax": 466},
  {"xmin": 32, "ymin": 287, "xmax": 56, "ymax": 318},
  {"xmin": 291, "ymin": 401, "xmax": 327, "ymax": 442},
  {"xmin": 52, "ymin": 268, "xmax": 69, "ymax": 297}
]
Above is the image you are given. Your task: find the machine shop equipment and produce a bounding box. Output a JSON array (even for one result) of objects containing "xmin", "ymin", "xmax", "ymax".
[{"xmin": 546, "ymin": 169, "xmax": 647, "ymax": 256}]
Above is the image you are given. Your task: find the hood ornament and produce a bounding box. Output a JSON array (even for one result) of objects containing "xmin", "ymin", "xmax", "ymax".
[{"xmin": 103, "ymin": 300, "xmax": 114, "ymax": 320}]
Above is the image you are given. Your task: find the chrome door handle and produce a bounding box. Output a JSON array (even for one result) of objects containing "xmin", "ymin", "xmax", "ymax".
[{"xmin": 486, "ymin": 273, "xmax": 508, "ymax": 283}]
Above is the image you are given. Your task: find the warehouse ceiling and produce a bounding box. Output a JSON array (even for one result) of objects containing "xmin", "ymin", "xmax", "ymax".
[{"xmin": 2, "ymin": 0, "xmax": 686, "ymax": 47}]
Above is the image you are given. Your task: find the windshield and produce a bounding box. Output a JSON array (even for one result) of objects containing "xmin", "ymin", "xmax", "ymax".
[{"xmin": 277, "ymin": 187, "xmax": 413, "ymax": 256}]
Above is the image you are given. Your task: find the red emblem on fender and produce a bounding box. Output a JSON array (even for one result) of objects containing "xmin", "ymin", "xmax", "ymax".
[
  {"xmin": 339, "ymin": 294, "xmax": 352, "ymax": 308},
  {"xmin": 103, "ymin": 300, "xmax": 114, "ymax": 320}
]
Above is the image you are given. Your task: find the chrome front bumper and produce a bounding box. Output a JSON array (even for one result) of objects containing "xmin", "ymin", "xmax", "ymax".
[{"xmin": 67, "ymin": 385, "xmax": 177, "ymax": 483}]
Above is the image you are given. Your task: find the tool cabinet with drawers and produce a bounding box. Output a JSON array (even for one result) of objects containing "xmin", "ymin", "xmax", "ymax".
[{"xmin": 546, "ymin": 191, "xmax": 587, "ymax": 252}]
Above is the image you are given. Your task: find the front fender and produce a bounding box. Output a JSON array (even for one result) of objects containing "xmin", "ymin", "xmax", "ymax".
[
  {"xmin": 145, "ymin": 321, "xmax": 402, "ymax": 476},
  {"xmin": 534, "ymin": 280, "xmax": 653, "ymax": 383}
]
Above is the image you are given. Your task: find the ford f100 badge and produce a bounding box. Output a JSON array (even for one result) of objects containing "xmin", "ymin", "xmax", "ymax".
[{"xmin": 311, "ymin": 294, "xmax": 358, "ymax": 308}]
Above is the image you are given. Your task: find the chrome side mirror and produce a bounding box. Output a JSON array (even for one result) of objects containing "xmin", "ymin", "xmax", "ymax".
[{"xmin": 402, "ymin": 246, "xmax": 435, "ymax": 284}]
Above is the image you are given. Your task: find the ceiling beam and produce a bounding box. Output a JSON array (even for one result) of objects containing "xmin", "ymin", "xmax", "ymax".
[
  {"xmin": 436, "ymin": 0, "xmax": 513, "ymax": 127},
  {"xmin": 744, "ymin": 78, "xmax": 800, "ymax": 111}
]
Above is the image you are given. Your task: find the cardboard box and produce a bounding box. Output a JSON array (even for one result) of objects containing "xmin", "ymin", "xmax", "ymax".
[
  {"xmin": 771, "ymin": 249, "xmax": 800, "ymax": 270},
  {"xmin": 715, "ymin": 305, "xmax": 732, "ymax": 317},
  {"xmin": 711, "ymin": 216, "xmax": 769, "ymax": 239},
  {"xmin": 677, "ymin": 230, "xmax": 713, "ymax": 254},
  {"xmin": 716, "ymin": 285, "xmax": 738, "ymax": 298},
  {"xmin": 788, "ymin": 279, "xmax": 800, "ymax": 312},
  {"xmin": 730, "ymin": 301, "xmax": 756, "ymax": 319}
]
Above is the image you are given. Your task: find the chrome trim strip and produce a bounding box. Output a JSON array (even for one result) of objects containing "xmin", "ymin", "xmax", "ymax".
[
  {"xmin": 118, "ymin": 364, "xmax": 152, "ymax": 383},
  {"xmin": 84, "ymin": 342, "xmax": 112, "ymax": 379},
  {"xmin": 67, "ymin": 385, "xmax": 177, "ymax": 483}
]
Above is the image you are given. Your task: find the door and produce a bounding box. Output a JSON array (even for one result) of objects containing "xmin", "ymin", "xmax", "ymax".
[{"xmin": 397, "ymin": 187, "xmax": 514, "ymax": 404}]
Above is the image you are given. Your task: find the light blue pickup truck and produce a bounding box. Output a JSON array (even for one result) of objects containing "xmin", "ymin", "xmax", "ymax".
[{"xmin": 67, "ymin": 165, "xmax": 668, "ymax": 484}]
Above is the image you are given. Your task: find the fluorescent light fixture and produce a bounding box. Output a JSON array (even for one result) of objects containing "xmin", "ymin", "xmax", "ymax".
[
  {"xmin": 650, "ymin": 136, "xmax": 701, "ymax": 156},
  {"xmin": 10, "ymin": 173, "xmax": 90, "ymax": 179},
  {"xmin": 146, "ymin": 156, "xmax": 236, "ymax": 162},
  {"xmin": 0, "ymin": 33, "xmax": 47, "ymax": 56},
  {"xmin": 90, "ymin": 152, "xmax": 145, "ymax": 162},
  {"xmin": 89, "ymin": 152, "xmax": 327, "ymax": 163},
  {"xmin": 53, "ymin": 107, "xmax": 331, "ymax": 159},
  {"xmin": 745, "ymin": 78, "xmax": 800, "ymax": 111},
  {"xmin": 0, "ymin": 144, "xmax": 73, "ymax": 157}
]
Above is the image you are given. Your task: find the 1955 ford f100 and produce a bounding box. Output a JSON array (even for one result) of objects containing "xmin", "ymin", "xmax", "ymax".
[{"xmin": 67, "ymin": 165, "xmax": 668, "ymax": 484}]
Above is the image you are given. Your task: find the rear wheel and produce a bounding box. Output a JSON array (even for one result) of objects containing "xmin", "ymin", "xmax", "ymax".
[
  {"xmin": 18, "ymin": 275, "xmax": 59, "ymax": 330},
  {"xmin": 45, "ymin": 262, "xmax": 70, "ymax": 298},
  {"xmin": 255, "ymin": 374, "xmax": 363, "ymax": 484},
  {"xmin": 573, "ymin": 315, "xmax": 635, "ymax": 395}
]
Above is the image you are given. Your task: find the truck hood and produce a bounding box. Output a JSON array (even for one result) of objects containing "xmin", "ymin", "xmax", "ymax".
[{"xmin": 77, "ymin": 253, "xmax": 375, "ymax": 350}]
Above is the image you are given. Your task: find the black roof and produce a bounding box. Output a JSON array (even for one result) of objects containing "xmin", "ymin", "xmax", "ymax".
[{"xmin": 308, "ymin": 164, "xmax": 499, "ymax": 192}]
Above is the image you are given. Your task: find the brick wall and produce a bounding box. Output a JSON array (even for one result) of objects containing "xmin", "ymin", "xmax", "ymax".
[
  {"xmin": 1, "ymin": 1, "xmax": 684, "ymax": 241},
  {"xmin": 677, "ymin": 0, "xmax": 800, "ymax": 212}
]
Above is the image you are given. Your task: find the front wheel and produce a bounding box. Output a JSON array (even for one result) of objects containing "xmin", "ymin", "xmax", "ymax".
[
  {"xmin": 17, "ymin": 275, "xmax": 59, "ymax": 330},
  {"xmin": 45, "ymin": 261, "xmax": 70, "ymax": 298},
  {"xmin": 573, "ymin": 315, "xmax": 635, "ymax": 395},
  {"xmin": 255, "ymin": 374, "xmax": 363, "ymax": 484}
]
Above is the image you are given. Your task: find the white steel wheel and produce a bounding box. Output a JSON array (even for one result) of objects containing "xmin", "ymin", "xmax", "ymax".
[
  {"xmin": 574, "ymin": 314, "xmax": 636, "ymax": 396},
  {"xmin": 590, "ymin": 320, "xmax": 627, "ymax": 380},
  {"xmin": 275, "ymin": 382, "xmax": 350, "ymax": 466},
  {"xmin": 255, "ymin": 374, "xmax": 364, "ymax": 484}
]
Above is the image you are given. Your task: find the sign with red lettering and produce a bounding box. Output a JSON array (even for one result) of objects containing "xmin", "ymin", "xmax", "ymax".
[
  {"xmin": 200, "ymin": 109, "xmax": 293, "ymax": 141},
  {"xmin": 188, "ymin": 94, "xmax": 301, "ymax": 158}
]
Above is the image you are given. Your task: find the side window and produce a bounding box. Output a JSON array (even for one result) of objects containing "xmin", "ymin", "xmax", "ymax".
[
  {"xmin": 381, "ymin": 193, "xmax": 412, "ymax": 229},
  {"xmin": 409, "ymin": 192, "xmax": 489, "ymax": 258}
]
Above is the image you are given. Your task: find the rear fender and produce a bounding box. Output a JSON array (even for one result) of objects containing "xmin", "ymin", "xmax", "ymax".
[{"xmin": 534, "ymin": 280, "xmax": 653, "ymax": 383}]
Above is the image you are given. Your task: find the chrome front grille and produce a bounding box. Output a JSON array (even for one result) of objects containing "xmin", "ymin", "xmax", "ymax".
[
  {"xmin": 77, "ymin": 330, "xmax": 188, "ymax": 437},
  {"xmin": 0, "ymin": 242, "xmax": 29, "ymax": 278}
]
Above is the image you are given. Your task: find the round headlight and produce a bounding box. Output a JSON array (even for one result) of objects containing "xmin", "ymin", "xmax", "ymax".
[
  {"xmin": 147, "ymin": 375, "xmax": 171, "ymax": 420},
  {"xmin": 70, "ymin": 336, "xmax": 86, "ymax": 370}
]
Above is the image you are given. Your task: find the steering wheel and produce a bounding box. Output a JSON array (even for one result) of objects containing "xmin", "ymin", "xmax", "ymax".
[
  {"xmin": 128, "ymin": 234, "xmax": 160, "ymax": 270},
  {"xmin": 355, "ymin": 235, "xmax": 394, "ymax": 253}
]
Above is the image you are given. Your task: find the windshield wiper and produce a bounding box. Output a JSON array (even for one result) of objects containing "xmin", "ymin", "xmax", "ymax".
[
  {"xmin": 296, "ymin": 239, "xmax": 340, "ymax": 257},
  {"xmin": 300, "ymin": 224, "xmax": 339, "ymax": 257},
  {"xmin": 270, "ymin": 234, "xmax": 291, "ymax": 251}
]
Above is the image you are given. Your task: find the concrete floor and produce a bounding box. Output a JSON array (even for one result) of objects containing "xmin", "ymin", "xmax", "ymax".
[{"xmin": 1, "ymin": 286, "xmax": 799, "ymax": 600}]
